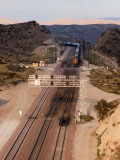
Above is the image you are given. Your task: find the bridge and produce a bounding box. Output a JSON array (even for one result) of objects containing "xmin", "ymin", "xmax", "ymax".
[{"xmin": 59, "ymin": 41, "xmax": 80, "ymax": 47}]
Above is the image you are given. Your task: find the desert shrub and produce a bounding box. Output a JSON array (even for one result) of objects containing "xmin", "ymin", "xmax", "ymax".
[
  {"xmin": 117, "ymin": 82, "xmax": 120, "ymax": 85},
  {"xmin": 114, "ymin": 146, "xmax": 120, "ymax": 160},
  {"xmin": 97, "ymin": 135, "xmax": 102, "ymax": 147},
  {"xmin": 80, "ymin": 115, "xmax": 94, "ymax": 122},
  {"xmin": 95, "ymin": 99, "xmax": 119, "ymax": 120},
  {"xmin": 7, "ymin": 63, "xmax": 26, "ymax": 72}
]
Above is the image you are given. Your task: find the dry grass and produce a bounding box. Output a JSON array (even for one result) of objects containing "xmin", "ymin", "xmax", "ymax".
[
  {"xmin": 89, "ymin": 68, "xmax": 120, "ymax": 94},
  {"xmin": 0, "ymin": 64, "xmax": 34, "ymax": 86}
]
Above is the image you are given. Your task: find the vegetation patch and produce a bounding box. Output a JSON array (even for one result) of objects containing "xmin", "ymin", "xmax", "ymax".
[
  {"xmin": 89, "ymin": 68, "xmax": 120, "ymax": 94},
  {"xmin": 97, "ymin": 148, "xmax": 101, "ymax": 159},
  {"xmin": 0, "ymin": 64, "xmax": 35, "ymax": 87},
  {"xmin": 114, "ymin": 145, "xmax": 120, "ymax": 160},
  {"xmin": 96, "ymin": 129, "xmax": 107, "ymax": 159},
  {"xmin": 80, "ymin": 115, "xmax": 94, "ymax": 122},
  {"xmin": 97, "ymin": 135, "xmax": 102, "ymax": 147},
  {"xmin": 95, "ymin": 99, "xmax": 119, "ymax": 120}
]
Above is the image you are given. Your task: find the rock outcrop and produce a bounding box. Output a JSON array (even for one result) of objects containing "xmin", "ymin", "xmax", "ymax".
[
  {"xmin": 91, "ymin": 29, "xmax": 120, "ymax": 68},
  {"xmin": 96, "ymin": 104, "xmax": 120, "ymax": 160}
]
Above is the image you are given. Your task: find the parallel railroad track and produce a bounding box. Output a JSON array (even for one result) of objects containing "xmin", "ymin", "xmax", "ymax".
[
  {"xmin": 28, "ymin": 88, "xmax": 72, "ymax": 160},
  {"xmin": 52, "ymin": 88, "xmax": 74, "ymax": 160},
  {"xmin": 3, "ymin": 69, "xmax": 62, "ymax": 160},
  {"xmin": 3, "ymin": 47, "xmax": 77, "ymax": 160},
  {"xmin": 3, "ymin": 87, "xmax": 52, "ymax": 160}
]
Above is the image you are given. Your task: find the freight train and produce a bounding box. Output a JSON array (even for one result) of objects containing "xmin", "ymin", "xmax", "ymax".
[{"xmin": 73, "ymin": 44, "xmax": 81, "ymax": 66}]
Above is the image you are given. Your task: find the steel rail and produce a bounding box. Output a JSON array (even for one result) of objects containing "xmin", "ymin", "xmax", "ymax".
[
  {"xmin": 27, "ymin": 88, "xmax": 72, "ymax": 160},
  {"xmin": 52, "ymin": 88, "xmax": 74, "ymax": 160},
  {"xmin": 3, "ymin": 69, "xmax": 61, "ymax": 160},
  {"xmin": 3, "ymin": 47, "xmax": 76, "ymax": 160},
  {"xmin": 3, "ymin": 87, "xmax": 52, "ymax": 160}
]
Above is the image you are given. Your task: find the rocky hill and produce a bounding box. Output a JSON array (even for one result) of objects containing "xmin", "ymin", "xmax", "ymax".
[
  {"xmin": 46, "ymin": 24, "xmax": 120, "ymax": 44},
  {"xmin": 91, "ymin": 29, "xmax": 120, "ymax": 68},
  {"xmin": 96, "ymin": 103, "xmax": 120, "ymax": 160},
  {"xmin": 0, "ymin": 21, "xmax": 60, "ymax": 64}
]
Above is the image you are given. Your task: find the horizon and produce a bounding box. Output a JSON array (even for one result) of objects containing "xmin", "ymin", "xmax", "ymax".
[
  {"xmin": 1, "ymin": 16, "xmax": 120, "ymax": 22},
  {"xmin": 1, "ymin": 16, "xmax": 120, "ymax": 26}
]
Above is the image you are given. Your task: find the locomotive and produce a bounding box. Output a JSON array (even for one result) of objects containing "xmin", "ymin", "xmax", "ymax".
[{"xmin": 73, "ymin": 44, "xmax": 81, "ymax": 66}]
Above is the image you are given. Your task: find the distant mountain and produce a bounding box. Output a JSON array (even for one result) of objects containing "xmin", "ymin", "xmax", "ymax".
[
  {"xmin": 103, "ymin": 17, "xmax": 120, "ymax": 21},
  {"xmin": 40, "ymin": 18, "xmax": 120, "ymax": 25},
  {"xmin": 91, "ymin": 29, "xmax": 120, "ymax": 68},
  {"xmin": 46, "ymin": 24, "xmax": 120, "ymax": 44},
  {"xmin": 0, "ymin": 21, "xmax": 60, "ymax": 63},
  {"xmin": 0, "ymin": 17, "xmax": 19, "ymax": 24},
  {"xmin": 1, "ymin": 17, "xmax": 120, "ymax": 25}
]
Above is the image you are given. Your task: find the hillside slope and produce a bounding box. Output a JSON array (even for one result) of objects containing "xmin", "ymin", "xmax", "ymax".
[
  {"xmin": 46, "ymin": 24, "xmax": 120, "ymax": 44},
  {"xmin": 96, "ymin": 104, "xmax": 120, "ymax": 160},
  {"xmin": 91, "ymin": 29, "xmax": 120, "ymax": 68},
  {"xmin": 0, "ymin": 21, "xmax": 60, "ymax": 63}
]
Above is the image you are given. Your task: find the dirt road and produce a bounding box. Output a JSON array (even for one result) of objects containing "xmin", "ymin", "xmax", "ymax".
[{"xmin": 72, "ymin": 63, "xmax": 120, "ymax": 160}]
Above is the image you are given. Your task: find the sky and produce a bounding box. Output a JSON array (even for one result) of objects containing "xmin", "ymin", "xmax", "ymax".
[{"xmin": 0, "ymin": 0, "xmax": 120, "ymax": 22}]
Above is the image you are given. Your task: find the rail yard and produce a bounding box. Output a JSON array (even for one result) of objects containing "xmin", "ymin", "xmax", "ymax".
[
  {"xmin": 0, "ymin": 46, "xmax": 80, "ymax": 160},
  {"xmin": 0, "ymin": 45, "xmax": 119, "ymax": 160}
]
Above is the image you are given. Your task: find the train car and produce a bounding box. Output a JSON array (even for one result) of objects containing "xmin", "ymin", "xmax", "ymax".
[
  {"xmin": 75, "ymin": 53, "xmax": 78, "ymax": 57},
  {"xmin": 76, "ymin": 48, "xmax": 79, "ymax": 53}
]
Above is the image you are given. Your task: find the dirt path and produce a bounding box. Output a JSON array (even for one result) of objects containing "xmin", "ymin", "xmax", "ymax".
[
  {"xmin": 72, "ymin": 63, "xmax": 120, "ymax": 160},
  {"xmin": 72, "ymin": 112, "xmax": 98, "ymax": 160}
]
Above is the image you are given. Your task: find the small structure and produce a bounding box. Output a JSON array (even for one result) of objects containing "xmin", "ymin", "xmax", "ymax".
[
  {"xmin": 39, "ymin": 61, "xmax": 45, "ymax": 67},
  {"xmin": 32, "ymin": 62, "xmax": 39, "ymax": 67},
  {"xmin": 74, "ymin": 112, "xmax": 81, "ymax": 123},
  {"xmin": 32, "ymin": 61, "xmax": 45, "ymax": 68}
]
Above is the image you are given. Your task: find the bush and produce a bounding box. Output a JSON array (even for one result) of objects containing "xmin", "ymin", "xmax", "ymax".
[
  {"xmin": 80, "ymin": 115, "xmax": 94, "ymax": 122},
  {"xmin": 7, "ymin": 64, "xmax": 26, "ymax": 72},
  {"xmin": 95, "ymin": 99, "xmax": 119, "ymax": 120}
]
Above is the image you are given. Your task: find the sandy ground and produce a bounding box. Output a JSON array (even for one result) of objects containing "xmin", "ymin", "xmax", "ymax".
[
  {"xmin": 0, "ymin": 82, "xmax": 43, "ymax": 151},
  {"xmin": 72, "ymin": 62, "xmax": 120, "ymax": 160}
]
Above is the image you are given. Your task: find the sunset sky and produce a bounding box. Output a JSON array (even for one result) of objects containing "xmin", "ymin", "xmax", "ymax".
[{"xmin": 0, "ymin": 0, "xmax": 120, "ymax": 22}]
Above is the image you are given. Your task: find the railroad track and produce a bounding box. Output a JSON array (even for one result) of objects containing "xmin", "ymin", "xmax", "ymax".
[
  {"xmin": 3, "ymin": 87, "xmax": 72, "ymax": 160},
  {"xmin": 28, "ymin": 88, "xmax": 72, "ymax": 160},
  {"xmin": 3, "ymin": 69, "xmax": 61, "ymax": 160},
  {"xmin": 3, "ymin": 48, "xmax": 77, "ymax": 160},
  {"xmin": 27, "ymin": 78, "xmax": 74, "ymax": 160},
  {"xmin": 52, "ymin": 88, "xmax": 74, "ymax": 160},
  {"xmin": 3, "ymin": 87, "xmax": 52, "ymax": 160}
]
